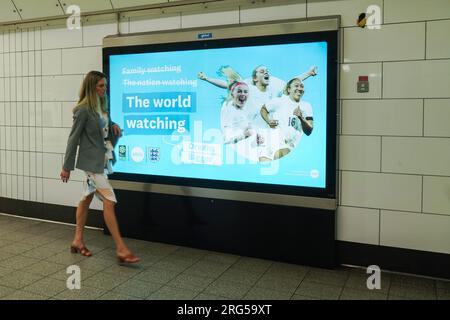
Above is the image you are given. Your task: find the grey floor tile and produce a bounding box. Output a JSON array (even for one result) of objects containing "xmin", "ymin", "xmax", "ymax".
[
  {"xmin": 437, "ymin": 289, "xmax": 450, "ymax": 300},
  {"xmin": 194, "ymin": 293, "xmax": 231, "ymax": 300},
  {"xmin": 437, "ymin": 280, "xmax": 450, "ymax": 290},
  {"xmin": 202, "ymin": 252, "xmax": 240, "ymax": 265},
  {"xmin": 390, "ymin": 274, "xmax": 436, "ymax": 289},
  {"xmin": 97, "ymin": 291, "xmax": 143, "ymax": 300},
  {"xmin": 114, "ymin": 279, "xmax": 163, "ymax": 298},
  {"xmin": 255, "ymin": 274, "xmax": 302, "ymax": 294},
  {"xmin": 232, "ymin": 257, "xmax": 272, "ymax": 274},
  {"xmin": 173, "ymin": 247, "xmax": 209, "ymax": 259},
  {"xmin": 152, "ymin": 255, "xmax": 198, "ymax": 273},
  {"xmin": 0, "ymin": 266, "xmax": 14, "ymax": 278},
  {"xmin": 83, "ymin": 272, "xmax": 129, "ymax": 291},
  {"xmin": 1, "ymin": 290, "xmax": 48, "ymax": 300},
  {"xmin": 44, "ymin": 251, "xmax": 87, "ymax": 265},
  {"xmin": 0, "ymin": 255, "xmax": 41, "ymax": 270},
  {"xmin": 134, "ymin": 267, "xmax": 181, "ymax": 284},
  {"xmin": 1, "ymin": 243, "xmax": 39, "ymax": 255},
  {"xmin": 22, "ymin": 278, "xmax": 67, "ymax": 298},
  {"xmin": 0, "ymin": 249, "xmax": 16, "ymax": 262},
  {"xmin": 0, "ymin": 231, "xmax": 36, "ymax": 242},
  {"xmin": 0, "ymin": 271, "xmax": 44, "ymax": 289},
  {"xmin": 304, "ymin": 268, "xmax": 349, "ymax": 287},
  {"xmin": 21, "ymin": 245, "xmax": 66, "ymax": 260},
  {"xmin": 345, "ymin": 273, "xmax": 390, "ymax": 293},
  {"xmin": 291, "ymin": 294, "xmax": 318, "ymax": 300},
  {"xmin": 49, "ymin": 267, "xmax": 100, "ymax": 282},
  {"xmin": 75, "ymin": 257, "xmax": 115, "ymax": 273},
  {"xmin": 203, "ymin": 279, "xmax": 251, "ymax": 299},
  {"xmin": 265, "ymin": 262, "xmax": 310, "ymax": 280},
  {"xmin": 183, "ymin": 260, "xmax": 230, "ymax": 278},
  {"xmin": 168, "ymin": 273, "xmax": 215, "ymax": 292},
  {"xmin": 0, "ymin": 285, "xmax": 15, "ymax": 298},
  {"xmin": 217, "ymin": 267, "xmax": 262, "ymax": 286},
  {"xmin": 339, "ymin": 287, "xmax": 387, "ymax": 300},
  {"xmin": 54, "ymin": 286, "xmax": 107, "ymax": 300},
  {"xmin": 21, "ymin": 260, "xmax": 66, "ymax": 277},
  {"xmin": 20, "ymin": 235, "xmax": 56, "ymax": 246},
  {"xmin": 295, "ymin": 281, "xmax": 342, "ymax": 300},
  {"xmin": 243, "ymin": 287, "xmax": 292, "ymax": 300},
  {"xmin": 147, "ymin": 285, "xmax": 198, "ymax": 300},
  {"xmin": 388, "ymin": 283, "xmax": 437, "ymax": 300},
  {"xmin": 102, "ymin": 264, "xmax": 145, "ymax": 278},
  {"xmin": 0, "ymin": 239, "xmax": 14, "ymax": 249}
]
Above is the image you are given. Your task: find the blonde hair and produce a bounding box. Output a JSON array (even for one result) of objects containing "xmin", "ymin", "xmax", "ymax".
[{"xmin": 74, "ymin": 71, "xmax": 108, "ymax": 114}]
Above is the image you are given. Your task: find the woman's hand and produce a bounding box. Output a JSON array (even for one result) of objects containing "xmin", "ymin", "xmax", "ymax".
[
  {"xmin": 112, "ymin": 123, "xmax": 122, "ymax": 137},
  {"xmin": 60, "ymin": 169, "xmax": 70, "ymax": 183}
]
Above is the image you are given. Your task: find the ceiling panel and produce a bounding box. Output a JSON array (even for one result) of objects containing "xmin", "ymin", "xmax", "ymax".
[
  {"xmin": 110, "ymin": 0, "xmax": 168, "ymax": 10},
  {"xmin": 58, "ymin": 0, "xmax": 113, "ymax": 14},
  {"xmin": 0, "ymin": 0, "xmax": 21, "ymax": 23},
  {"xmin": 13, "ymin": 0, "xmax": 64, "ymax": 20}
]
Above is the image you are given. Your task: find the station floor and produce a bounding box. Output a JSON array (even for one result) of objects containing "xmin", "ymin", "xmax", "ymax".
[{"xmin": 0, "ymin": 213, "xmax": 449, "ymax": 300}]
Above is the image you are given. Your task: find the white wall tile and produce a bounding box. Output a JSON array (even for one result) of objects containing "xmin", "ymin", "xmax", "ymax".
[
  {"xmin": 424, "ymin": 99, "xmax": 450, "ymax": 137},
  {"xmin": 344, "ymin": 23, "xmax": 425, "ymax": 63},
  {"xmin": 41, "ymin": 26, "xmax": 83, "ymax": 50},
  {"xmin": 308, "ymin": 0, "xmax": 382, "ymax": 27},
  {"xmin": 15, "ymin": 52, "xmax": 22, "ymax": 77},
  {"xmin": 339, "ymin": 135, "xmax": 381, "ymax": 171},
  {"xmin": 381, "ymin": 210, "xmax": 450, "ymax": 254},
  {"xmin": 0, "ymin": 127, "xmax": 5, "ymax": 149},
  {"xmin": 29, "ymin": 153, "xmax": 36, "ymax": 176},
  {"xmin": 341, "ymin": 171, "xmax": 422, "ymax": 211},
  {"xmin": 62, "ymin": 102, "xmax": 76, "ymax": 128},
  {"xmin": 4, "ymin": 78, "xmax": 10, "ymax": 101},
  {"xmin": 42, "ymin": 153, "xmax": 62, "ymax": 179},
  {"xmin": 27, "ymin": 28, "xmax": 34, "ymax": 51},
  {"xmin": 42, "ymin": 75, "xmax": 83, "ymax": 101},
  {"xmin": 384, "ymin": 60, "xmax": 450, "ymax": 99},
  {"xmin": 23, "ymin": 176, "xmax": 29, "ymax": 201},
  {"xmin": 35, "ymin": 78, "xmax": 42, "ymax": 102},
  {"xmin": 61, "ymin": 47, "xmax": 102, "ymax": 74},
  {"xmin": 0, "ymin": 175, "xmax": 5, "ymax": 198},
  {"xmin": 42, "ymin": 178, "xmax": 82, "ymax": 207},
  {"xmin": 16, "ymin": 78, "xmax": 23, "ymax": 103},
  {"xmin": 23, "ymin": 152, "xmax": 29, "ymax": 176},
  {"xmin": 42, "ymin": 128, "xmax": 70, "ymax": 153},
  {"xmin": 22, "ymin": 127, "xmax": 29, "ymax": 152},
  {"xmin": 29, "ymin": 176, "xmax": 36, "ymax": 201},
  {"xmin": 29, "ymin": 127, "xmax": 36, "ymax": 152},
  {"xmin": 17, "ymin": 152, "xmax": 23, "ymax": 175},
  {"xmin": 337, "ymin": 206, "xmax": 379, "ymax": 244},
  {"xmin": 11, "ymin": 175, "xmax": 17, "ymax": 199},
  {"xmin": 342, "ymin": 99, "xmax": 423, "ymax": 136},
  {"xmin": 6, "ymin": 174, "xmax": 11, "ymax": 198},
  {"xmin": 35, "ymin": 127, "xmax": 43, "ymax": 152},
  {"xmin": 17, "ymin": 175, "xmax": 23, "ymax": 200},
  {"xmin": 28, "ymin": 50, "xmax": 34, "ymax": 76},
  {"xmin": 423, "ymin": 176, "xmax": 450, "ymax": 216},
  {"xmin": 11, "ymin": 152, "xmax": 17, "ymax": 174},
  {"xmin": 28, "ymin": 77, "xmax": 35, "ymax": 101},
  {"xmin": 3, "ymin": 53, "xmax": 10, "ymax": 77},
  {"xmin": 340, "ymin": 63, "xmax": 382, "ymax": 99},
  {"xmin": 129, "ymin": 14, "xmax": 181, "ymax": 33},
  {"xmin": 17, "ymin": 127, "xmax": 23, "ymax": 151},
  {"xmin": 35, "ymin": 51, "xmax": 42, "ymax": 75},
  {"xmin": 36, "ymin": 152, "xmax": 42, "ymax": 177},
  {"xmin": 0, "ymin": 53, "xmax": 3, "ymax": 77},
  {"xmin": 17, "ymin": 102, "xmax": 23, "ymax": 126},
  {"xmin": 42, "ymin": 49, "xmax": 62, "ymax": 75},
  {"xmin": 21, "ymin": 29, "xmax": 28, "ymax": 51},
  {"xmin": 83, "ymin": 20, "xmax": 118, "ymax": 47},
  {"xmin": 0, "ymin": 78, "xmax": 4, "ymax": 101},
  {"xmin": 0, "ymin": 103, "xmax": 4, "ymax": 125},
  {"xmin": 382, "ymin": 137, "xmax": 450, "ymax": 176},
  {"xmin": 240, "ymin": 2, "xmax": 306, "ymax": 24},
  {"xmin": 42, "ymin": 102, "xmax": 62, "ymax": 127},
  {"xmin": 182, "ymin": 10, "xmax": 238, "ymax": 29},
  {"xmin": 385, "ymin": 0, "xmax": 450, "ymax": 23},
  {"xmin": 427, "ymin": 19, "xmax": 450, "ymax": 59}
]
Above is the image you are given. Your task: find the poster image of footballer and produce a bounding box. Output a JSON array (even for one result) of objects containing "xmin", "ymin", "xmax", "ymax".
[{"xmin": 109, "ymin": 41, "xmax": 328, "ymax": 188}]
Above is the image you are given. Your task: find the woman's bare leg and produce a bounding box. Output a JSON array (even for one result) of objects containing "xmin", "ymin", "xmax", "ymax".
[
  {"xmin": 72, "ymin": 193, "xmax": 94, "ymax": 248},
  {"xmin": 102, "ymin": 198, "xmax": 137, "ymax": 260}
]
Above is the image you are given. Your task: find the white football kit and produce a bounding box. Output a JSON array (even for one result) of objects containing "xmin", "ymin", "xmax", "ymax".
[{"xmin": 263, "ymin": 95, "xmax": 313, "ymax": 159}]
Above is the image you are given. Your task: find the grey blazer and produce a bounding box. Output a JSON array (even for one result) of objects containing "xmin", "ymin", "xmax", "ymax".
[{"xmin": 63, "ymin": 105, "xmax": 118, "ymax": 174}]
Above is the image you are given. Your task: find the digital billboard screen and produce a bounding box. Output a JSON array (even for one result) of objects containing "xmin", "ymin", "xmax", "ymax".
[{"xmin": 104, "ymin": 30, "xmax": 337, "ymax": 198}]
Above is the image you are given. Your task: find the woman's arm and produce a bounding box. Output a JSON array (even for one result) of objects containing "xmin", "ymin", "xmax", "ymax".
[{"xmin": 198, "ymin": 72, "xmax": 228, "ymax": 89}]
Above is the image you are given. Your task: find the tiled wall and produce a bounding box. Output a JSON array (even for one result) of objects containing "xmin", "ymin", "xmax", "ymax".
[{"xmin": 0, "ymin": 0, "xmax": 449, "ymax": 255}]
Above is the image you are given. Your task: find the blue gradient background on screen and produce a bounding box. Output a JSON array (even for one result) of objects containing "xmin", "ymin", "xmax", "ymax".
[{"xmin": 109, "ymin": 41, "xmax": 328, "ymax": 188}]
